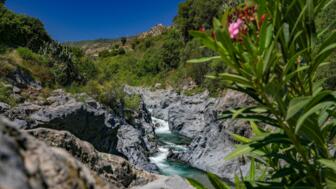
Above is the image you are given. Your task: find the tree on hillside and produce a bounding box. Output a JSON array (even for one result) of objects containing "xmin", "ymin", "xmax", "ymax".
[
  {"xmin": 160, "ymin": 30, "xmax": 183, "ymax": 69},
  {"xmin": 121, "ymin": 37, "xmax": 127, "ymax": 46}
]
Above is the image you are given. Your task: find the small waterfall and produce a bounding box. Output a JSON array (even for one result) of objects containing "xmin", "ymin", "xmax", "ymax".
[
  {"xmin": 149, "ymin": 116, "xmax": 214, "ymax": 188},
  {"xmin": 152, "ymin": 117, "xmax": 171, "ymax": 134}
]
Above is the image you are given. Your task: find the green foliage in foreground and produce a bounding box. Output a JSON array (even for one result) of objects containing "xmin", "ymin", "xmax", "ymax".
[{"xmin": 189, "ymin": 0, "xmax": 336, "ymax": 188}]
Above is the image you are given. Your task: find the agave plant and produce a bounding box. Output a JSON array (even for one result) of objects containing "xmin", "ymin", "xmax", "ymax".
[{"xmin": 188, "ymin": 0, "xmax": 336, "ymax": 188}]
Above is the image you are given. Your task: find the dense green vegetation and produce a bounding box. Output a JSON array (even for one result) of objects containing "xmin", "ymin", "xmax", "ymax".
[
  {"xmin": 1, "ymin": 0, "xmax": 336, "ymax": 113},
  {"xmin": 188, "ymin": 0, "xmax": 336, "ymax": 188},
  {"xmin": 174, "ymin": 0, "xmax": 242, "ymax": 41},
  {"xmin": 64, "ymin": 0, "xmax": 336, "ymax": 103},
  {"xmin": 0, "ymin": 2, "xmax": 52, "ymax": 52},
  {"xmin": 0, "ymin": 81, "xmax": 15, "ymax": 105},
  {"xmin": 316, "ymin": 0, "xmax": 336, "ymax": 89},
  {"xmin": 0, "ymin": 2, "xmax": 97, "ymax": 106},
  {"xmin": 0, "ymin": 1, "xmax": 98, "ymax": 87}
]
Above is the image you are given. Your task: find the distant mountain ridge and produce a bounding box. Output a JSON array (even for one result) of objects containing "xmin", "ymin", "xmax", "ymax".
[{"xmin": 66, "ymin": 24, "xmax": 169, "ymax": 57}]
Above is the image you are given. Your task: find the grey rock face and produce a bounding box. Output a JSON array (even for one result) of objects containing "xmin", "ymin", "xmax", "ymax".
[
  {"xmin": 132, "ymin": 175, "xmax": 194, "ymax": 189},
  {"xmin": 117, "ymin": 124, "xmax": 158, "ymax": 172},
  {"xmin": 172, "ymin": 90, "xmax": 253, "ymax": 181},
  {"xmin": 174, "ymin": 119, "xmax": 251, "ymax": 181},
  {"xmin": 6, "ymin": 67, "xmax": 42, "ymax": 89},
  {"xmin": 125, "ymin": 86, "xmax": 214, "ymax": 138},
  {"xmin": 0, "ymin": 118, "xmax": 121, "ymax": 189},
  {"xmin": 0, "ymin": 102, "xmax": 10, "ymax": 113},
  {"xmin": 3, "ymin": 89, "xmax": 157, "ymax": 171},
  {"xmin": 28, "ymin": 128, "xmax": 158, "ymax": 188},
  {"xmin": 4, "ymin": 90, "xmax": 122, "ymax": 153}
]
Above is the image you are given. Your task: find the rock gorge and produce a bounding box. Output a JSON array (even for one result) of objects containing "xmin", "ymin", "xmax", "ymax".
[
  {"xmin": 125, "ymin": 86, "xmax": 253, "ymax": 181},
  {"xmin": 0, "ymin": 84, "xmax": 252, "ymax": 188},
  {"xmin": 0, "ymin": 58, "xmax": 252, "ymax": 188}
]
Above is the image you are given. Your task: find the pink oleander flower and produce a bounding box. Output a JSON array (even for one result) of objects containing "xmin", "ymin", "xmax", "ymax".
[{"xmin": 228, "ymin": 18, "xmax": 244, "ymax": 39}]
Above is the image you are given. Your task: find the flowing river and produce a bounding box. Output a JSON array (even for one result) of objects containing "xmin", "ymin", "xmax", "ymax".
[{"xmin": 149, "ymin": 117, "xmax": 214, "ymax": 188}]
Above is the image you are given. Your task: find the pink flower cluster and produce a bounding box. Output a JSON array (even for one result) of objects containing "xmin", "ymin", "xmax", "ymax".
[{"xmin": 228, "ymin": 18, "xmax": 244, "ymax": 39}]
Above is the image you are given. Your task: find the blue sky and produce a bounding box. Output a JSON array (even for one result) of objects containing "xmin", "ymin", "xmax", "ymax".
[{"xmin": 6, "ymin": 0, "xmax": 184, "ymax": 42}]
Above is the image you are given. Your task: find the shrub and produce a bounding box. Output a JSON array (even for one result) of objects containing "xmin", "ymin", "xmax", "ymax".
[
  {"xmin": 98, "ymin": 49, "xmax": 111, "ymax": 58},
  {"xmin": 17, "ymin": 47, "xmax": 48, "ymax": 65},
  {"xmin": 0, "ymin": 56, "xmax": 15, "ymax": 77},
  {"xmin": 137, "ymin": 49, "xmax": 162, "ymax": 75},
  {"xmin": 189, "ymin": 0, "xmax": 336, "ymax": 188},
  {"xmin": 82, "ymin": 80, "xmax": 121, "ymax": 113},
  {"xmin": 15, "ymin": 48, "xmax": 55, "ymax": 86},
  {"xmin": 144, "ymin": 39, "xmax": 152, "ymax": 49},
  {"xmin": 118, "ymin": 47, "xmax": 126, "ymax": 55},
  {"xmin": 160, "ymin": 30, "xmax": 184, "ymax": 69},
  {"xmin": 73, "ymin": 57, "xmax": 97, "ymax": 81},
  {"xmin": 124, "ymin": 94, "xmax": 141, "ymax": 111},
  {"xmin": 0, "ymin": 81, "xmax": 15, "ymax": 105},
  {"xmin": 131, "ymin": 38, "xmax": 142, "ymax": 49},
  {"xmin": 40, "ymin": 42, "xmax": 83, "ymax": 86}
]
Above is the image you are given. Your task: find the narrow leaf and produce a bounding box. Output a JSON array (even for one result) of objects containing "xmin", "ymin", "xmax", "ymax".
[
  {"xmin": 225, "ymin": 145, "xmax": 252, "ymax": 161},
  {"xmin": 207, "ymin": 173, "xmax": 231, "ymax": 189},
  {"xmin": 319, "ymin": 159, "xmax": 336, "ymax": 171},
  {"xmin": 286, "ymin": 97, "xmax": 311, "ymax": 120},
  {"xmin": 188, "ymin": 56, "xmax": 221, "ymax": 64},
  {"xmin": 187, "ymin": 178, "xmax": 207, "ymax": 189}
]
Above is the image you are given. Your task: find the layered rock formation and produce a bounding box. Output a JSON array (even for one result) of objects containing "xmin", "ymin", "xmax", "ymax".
[{"xmin": 2, "ymin": 89, "xmax": 157, "ymax": 171}]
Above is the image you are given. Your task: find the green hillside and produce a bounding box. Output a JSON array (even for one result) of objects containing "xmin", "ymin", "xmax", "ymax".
[{"xmin": 1, "ymin": 0, "xmax": 336, "ymax": 106}]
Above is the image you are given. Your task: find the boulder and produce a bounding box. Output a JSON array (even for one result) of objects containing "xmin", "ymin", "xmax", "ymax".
[
  {"xmin": 28, "ymin": 128, "xmax": 158, "ymax": 188},
  {"xmin": 4, "ymin": 90, "xmax": 122, "ymax": 153},
  {"xmin": 132, "ymin": 176, "xmax": 194, "ymax": 189},
  {"xmin": 0, "ymin": 117, "xmax": 121, "ymax": 189}
]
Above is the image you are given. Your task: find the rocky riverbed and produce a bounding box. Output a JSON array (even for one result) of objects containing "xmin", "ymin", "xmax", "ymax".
[
  {"xmin": 125, "ymin": 86, "xmax": 253, "ymax": 181},
  {"xmin": 0, "ymin": 83, "xmax": 253, "ymax": 188},
  {"xmin": 0, "ymin": 86, "xmax": 193, "ymax": 189}
]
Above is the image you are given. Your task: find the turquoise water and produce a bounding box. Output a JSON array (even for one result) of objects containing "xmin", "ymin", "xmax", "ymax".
[{"xmin": 150, "ymin": 117, "xmax": 214, "ymax": 189}]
